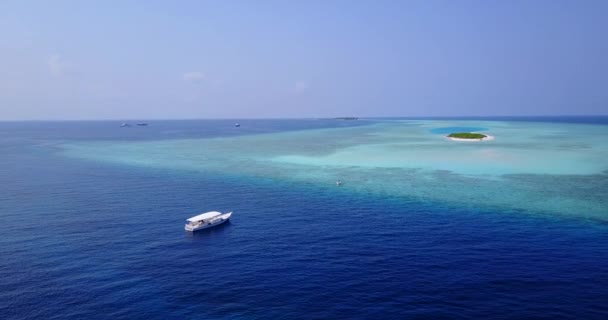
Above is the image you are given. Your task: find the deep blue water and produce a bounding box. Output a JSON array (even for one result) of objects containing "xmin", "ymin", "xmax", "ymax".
[
  {"xmin": 378, "ymin": 115, "xmax": 608, "ymax": 125},
  {"xmin": 1, "ymin": 119, "xmax": 608, "ymax": 319}
]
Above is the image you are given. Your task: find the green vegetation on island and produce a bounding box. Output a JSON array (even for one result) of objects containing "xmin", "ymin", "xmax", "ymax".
[{"xmin": 448, "ymin": 132, "xmax": 487, "ymax": 139}]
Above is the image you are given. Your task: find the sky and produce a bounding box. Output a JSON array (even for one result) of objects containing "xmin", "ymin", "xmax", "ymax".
[{"xmin": 0, "ymin": 0, "xmax": 607, "ymax": 120}]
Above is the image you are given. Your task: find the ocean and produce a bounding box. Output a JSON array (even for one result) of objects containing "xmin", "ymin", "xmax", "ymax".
[{"xmin": 1, "ymin": 117, "xmax": 607, "ymax": 319}]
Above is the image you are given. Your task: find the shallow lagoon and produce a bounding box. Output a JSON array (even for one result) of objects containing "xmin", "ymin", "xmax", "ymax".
[
  {"xmin": 61, "ymin": 119, "xmax": 608, "ymax": 221},
  {"xmin": 4, "ymin": 119, "xmax": 608, "ymax": 319}
]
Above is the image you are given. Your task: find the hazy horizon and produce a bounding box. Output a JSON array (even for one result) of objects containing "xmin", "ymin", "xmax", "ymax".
[
  {"xmin": 1, "ymin": 0, "xmax": 607, "ymax": 120},
  {"xmin": 2, "ymin": 114, "xmax": 608, "ymax": 122}
]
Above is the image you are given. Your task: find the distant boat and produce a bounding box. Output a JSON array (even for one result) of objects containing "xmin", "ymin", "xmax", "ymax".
[
  {"xmin": 120, "ymin": 123, "xmax": 131, "ymax": 127},
  {"xmin": 136, "ymin": 123, "xmax": 148, "ymax": 126},
  {"xmin": 336, "ymin": 180, "xmax": 343, "ymax": 186},
  {"xmin": 235, "ymin": 123, "xmax": 240, "ymax": 127},
  {"xmin": 185, "ymin": 211, "xmax": 232, "ymax": 232}
]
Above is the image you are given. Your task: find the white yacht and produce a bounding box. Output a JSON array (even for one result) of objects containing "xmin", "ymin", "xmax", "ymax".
[{"xmin": 185, "ymin": 211, "xmax": 232, "ymax": 232}]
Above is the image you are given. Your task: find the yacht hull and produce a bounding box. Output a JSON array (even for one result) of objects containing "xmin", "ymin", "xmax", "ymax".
[{"xmin": 185, "ymin": 212, "xmax": 231, "ymax": 232}]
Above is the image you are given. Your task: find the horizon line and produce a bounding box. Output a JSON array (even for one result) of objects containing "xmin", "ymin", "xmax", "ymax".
[{"xmin": 1, "ymin": 114, "xmax": 608, "ymax": 122}]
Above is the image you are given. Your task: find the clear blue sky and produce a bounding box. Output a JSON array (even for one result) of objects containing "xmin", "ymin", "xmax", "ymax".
[{"xmin": 1, "ymin": 0, "xmax": 606, "ymax": 120}]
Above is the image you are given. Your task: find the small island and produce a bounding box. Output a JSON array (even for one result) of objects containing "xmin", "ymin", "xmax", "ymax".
[
  {"xmin": 447, "ymin": 132, "xmax": 494, "ymax": 141},
  {"xmin": 449, "ymin": 132, "xmax": 486, "ymax": 139}
]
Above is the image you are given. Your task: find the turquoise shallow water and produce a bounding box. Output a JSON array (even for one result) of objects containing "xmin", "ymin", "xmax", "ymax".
[
  {"xmin": 3, "ymin": 119, "xmax": 608, "ymax": 319},
  {"xmin": 429, "ymin": 126, "xmax": 489, "ymax": 134},
  {"xmin": 61, "ymin": 119, "xmax": 608, "ymax": 221}
]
